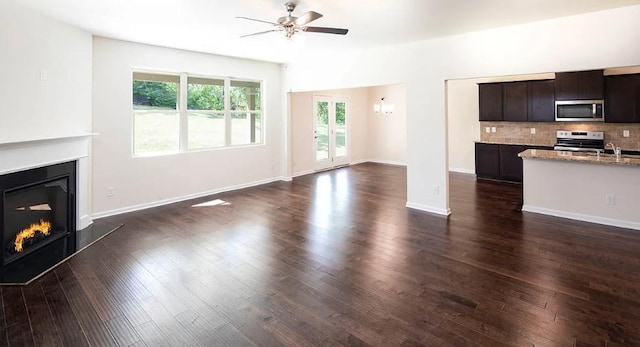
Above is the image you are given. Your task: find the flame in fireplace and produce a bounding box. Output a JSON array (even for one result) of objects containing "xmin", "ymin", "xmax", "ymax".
[{"xmin": 14, "ymin": 220, "xmax": 52, "ymax": 252}]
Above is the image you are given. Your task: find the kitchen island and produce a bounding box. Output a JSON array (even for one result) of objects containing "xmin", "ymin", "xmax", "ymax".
[{"xmin": 519, "ymin": 149, "xmax": 640, "ymax": 230}]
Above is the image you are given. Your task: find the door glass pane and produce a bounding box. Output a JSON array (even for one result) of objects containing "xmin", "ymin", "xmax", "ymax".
[
  {"xmin": 335, "ymin": 102, "xmax": 346, "ymax": 158},
  {"xmin": 316, "ymin": 101, "xmax": 329, "ymax": 161}
]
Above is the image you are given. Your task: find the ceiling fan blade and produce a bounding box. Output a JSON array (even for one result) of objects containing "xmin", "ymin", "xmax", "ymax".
[
  {"xmin": 235, "ymin": 16, "xmax": 278, "ymax": 26},
  {"xmin": 294, "ymin": 11, "xmax": 323, "ymax": 26},
  {"xmin": 303, "ymin": 27, "xmax": 348, "ymax": 35},
  {"xmin": 240, "ymin": 29, "xmax": 279, "ymax": 38}
]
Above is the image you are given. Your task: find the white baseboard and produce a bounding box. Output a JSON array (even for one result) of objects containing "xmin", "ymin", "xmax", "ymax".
[
  {"xmin": 368, "ymin": 159, "xmax": 407, "ymax": 166},
  {"xmin": 292, "ymin": 169, "xmax": 316, "ymax": 178},
  {"xmin": 406, "ymin": 202, "xmax": 451, "ymax": 216},
  {"xmin": 292, "ymin": 159, "xmax": 406, "ymax": 178},
  {"xmin": 92, "ymin": 176, "xmax": 284, "ymax": 220},
  {"xmin": 350, "ymin": 159, "xmax": 369, "ymax": 165},
  {"xmin": 522, "ymin": 205, "xmax": 640, "ymax": 231},
  {"xmin": 449, "ymin": 167, "xmax": 475, "ymax": 174},
  {"xmin": 351, "ymin": 159, "xmax": 407, "ymax": 167},
  {"xmin": 78, "ymin": 215, "xmax": 93, "ymax": 230}
]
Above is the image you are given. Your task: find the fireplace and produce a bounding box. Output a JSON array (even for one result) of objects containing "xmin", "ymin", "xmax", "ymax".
[{"xmin": 0, "ymin": 161, "xmax": 76, "ymax": 283}]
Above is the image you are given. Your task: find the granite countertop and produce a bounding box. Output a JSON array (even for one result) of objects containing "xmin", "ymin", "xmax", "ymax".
[
  {"xmin": 519, "ymin": 149, "xmax": 640, "ymax": 167},
  {"xmin": 475, "ymin": 141, "xmax": 554, "ymax": 147}
]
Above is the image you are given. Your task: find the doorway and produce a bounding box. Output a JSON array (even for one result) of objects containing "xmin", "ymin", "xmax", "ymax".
[{"xmin": 313, "ymin": 96, "xmax": 349, "ymax": 171}]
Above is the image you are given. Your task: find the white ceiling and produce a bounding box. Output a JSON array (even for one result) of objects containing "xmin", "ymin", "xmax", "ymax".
[{"xmin": 13, "ymin": 0, "xmax": 640, "ymax": 63}]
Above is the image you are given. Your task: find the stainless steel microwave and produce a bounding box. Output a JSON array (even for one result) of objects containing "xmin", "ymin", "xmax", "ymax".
[{"xmin": 555, "ymin": 100, "xmax": 604, "ymax": 122}]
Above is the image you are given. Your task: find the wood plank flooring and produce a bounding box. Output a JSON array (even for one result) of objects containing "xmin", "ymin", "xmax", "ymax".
[{"xmin": 3, "ymin": 163, "xmax": 640, "ymax": 346}]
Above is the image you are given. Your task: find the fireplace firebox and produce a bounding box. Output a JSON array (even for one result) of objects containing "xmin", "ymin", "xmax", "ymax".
[{"xmin": 0, "ymin": 161, "xmax": 76, "ymax": 283}]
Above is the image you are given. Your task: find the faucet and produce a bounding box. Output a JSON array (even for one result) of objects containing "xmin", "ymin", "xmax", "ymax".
[{"xmin": 607, "ymin": 143, "xmax": 622, "ymax": 159}]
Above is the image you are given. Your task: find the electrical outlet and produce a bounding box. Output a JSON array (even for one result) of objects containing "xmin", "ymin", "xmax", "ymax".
[
  {"xmin": 107, "ymin": 187, "xmax": 115, "ymax": 197},
  {"xmin": 623, "ymin": 130, "xmax": 630, "ymax": 137},
  {"xmin": 39, "ymin": 69, "xmax": 48, "ymax": 81},
  {"xmin": 432, "ymin": 185, "xmax": 440, "ymax": 195},
  {"xmin": 605, "ymin": 194, "xmax": 615, "ymax": 205},
  {"xmin": 485, "ymin": 127, "xmax": 490, "ymax": 133},
  {"xmin": 491, "ymin": 127, "xmax": 496, "ymax": 133},
  {"xmin": 530, "ymin": 128, "xmax": 536, "ymax": 135}
]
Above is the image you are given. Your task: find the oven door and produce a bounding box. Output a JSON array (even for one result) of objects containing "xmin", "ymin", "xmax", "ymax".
[{"xmin": 555, "ymin": 100, "xmax": 604, "ymax": 121}]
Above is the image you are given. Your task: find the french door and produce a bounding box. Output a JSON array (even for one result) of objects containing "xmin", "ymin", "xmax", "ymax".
[{"xmin": 314, "ymin": 96, "xmax": 349, "ymax": 171}]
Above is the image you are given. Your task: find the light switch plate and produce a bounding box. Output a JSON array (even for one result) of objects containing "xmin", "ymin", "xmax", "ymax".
[
  {"xmin": 623, "ymin": 130, "xmax": 630, "ymax": 137},
  {"xmin": 491, "ymin": 127, "xmax": 496, "ymax": 133},
  {"xmin": 530, "ymin": 128, "xmax": 536, "ymax": 135},
  {"xmin": 485, "ymin": 127, "xmax": 490, "ymax": 133}
]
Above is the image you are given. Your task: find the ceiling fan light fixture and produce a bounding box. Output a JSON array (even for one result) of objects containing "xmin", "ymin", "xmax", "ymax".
[
  {"xmin": 284, "ymin": 30, "xmax": 306, "ymax": 49},
  {"xmin": 237, "ymin": 2, "xmax": 348, "ymax": 40}
]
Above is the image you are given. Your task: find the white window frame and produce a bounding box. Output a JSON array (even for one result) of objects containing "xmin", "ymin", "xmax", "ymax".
[
  {"xmin": 229, "ymin": 77, "xmax": 263, "ymax": 146},
  {"xmin": 132, "ymin": 71, "xmax": 181, "ymax": 156},
  {"xmin": 185, "ymin": 74, "xmax": 226, "ymax": 150},
  {"xmin": 132, "ymin": 70, "xmax": 264, "ymax": 157}
]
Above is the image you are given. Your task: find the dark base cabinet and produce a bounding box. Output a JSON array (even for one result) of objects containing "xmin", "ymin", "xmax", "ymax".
[
  {"xmin": 475, "ymin": 143, "xmax": 501, "ymax": 179},
  {"xmin": 475, "ymin": 143, "xmax": 527, "ymax": 183},
  {"xmin": 499, "ymin": 145, "xmax": 526, "ymax": 182}
]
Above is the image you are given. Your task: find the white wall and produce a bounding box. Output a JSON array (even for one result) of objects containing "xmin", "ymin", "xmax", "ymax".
[
  {"xmin": 523, "ymin": 157, "xmax": 640, "ymax": 230},
  {"xmin": 288, "ymin": 5, "xmax": 640, "ymax": 216},
  {"xmin": 367, "ymin": 84, "xmax": 407, "ymax": 166},
  {"xmin": 446, "ymin": 79, "xmax": 480, "ymax": 173},
  {"xmin": 0, "ymin": 3, "xmax": 92, "ymax": 143},
  {"xmin": 290, "ymin": 88, "xmax": 369, "ymax": 176},
  {"xmin": 289, "ymin": 84, "xmax": 407, "ymax": 176},
  {"xmin": 92, "ymin": 37, "xmax": 284, "ymax": 216},
  {"xmin": 0, "ymin": 3, "xmax": 93, "ymax": 228}
]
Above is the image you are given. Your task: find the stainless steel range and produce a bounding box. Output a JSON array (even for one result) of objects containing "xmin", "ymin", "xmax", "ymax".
[{"xmin": 553, "ymin": 130, "xmax": 604, "ymax": 152}]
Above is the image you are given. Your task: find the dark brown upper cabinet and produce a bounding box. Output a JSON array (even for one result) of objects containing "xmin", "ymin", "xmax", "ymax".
[
  {"xmin": 527, "ymin": 80, "xmax": 555, "ymax": 122},
  {"xmin": 479, "ymin": 83, "xmax": 503, "ymax": 121},
  {"xmin": 555, "ymin": 70, "xmax": 604, "ymax": 100},
  {"xmin": 605, "ymin": 73, "xmax": 640, "ymax": 123},
  {"xmin": 480, "ymin": 80, "xmax": 555, "ymax": 122},
  {"xmin": 502, "ymin": 82, "xmax": 528, "ymax": 122}
]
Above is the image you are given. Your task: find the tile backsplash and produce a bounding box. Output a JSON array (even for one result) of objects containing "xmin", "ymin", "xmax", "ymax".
[{"xmin": 480, "ymin": 122, "xmax": 640, "ymax": 151}]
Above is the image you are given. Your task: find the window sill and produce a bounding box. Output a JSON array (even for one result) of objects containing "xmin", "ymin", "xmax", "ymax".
[{"xmin": 132, "ymin": 143, "xmax": 265, "ymax": 158}]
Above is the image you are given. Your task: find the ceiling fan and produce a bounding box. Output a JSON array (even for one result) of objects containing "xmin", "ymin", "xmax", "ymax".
[{"xmin": 236, "ymin": 2, "xmax": 349, "ymax": 39}]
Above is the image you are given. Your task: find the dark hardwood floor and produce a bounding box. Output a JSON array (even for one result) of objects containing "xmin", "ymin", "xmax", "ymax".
[{"xmin": 3, "ymin": 163, "xmax": 640, "ymax": 346}]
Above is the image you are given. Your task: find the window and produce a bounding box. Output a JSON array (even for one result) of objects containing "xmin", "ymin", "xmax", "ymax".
[
  {"xmin": 187, "ymin": 77, "xmax": 225, "ymax": 150},
  {"xmin": 132, "ymin": 72, "xmax": 180, "ymax": 155},
  {"xmin": 132, "ymin": 72, "xmax": 263, "ymax": 156},
  {"xmin": 230, "ymin": 80, "xmax": 261, "ymax": 145}
]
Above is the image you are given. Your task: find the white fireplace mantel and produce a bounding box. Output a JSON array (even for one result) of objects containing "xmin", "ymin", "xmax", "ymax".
[
  {"xmin": 0, "ymin": 133, "xmax": 97, "ymax": 230},
  {"xmin": 0, "ymin": 133, "xmax": 97, "ymax": 175},
  {"xmin": 0, "ymin": 133, "xmax": 98, "ymax": 149}
]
